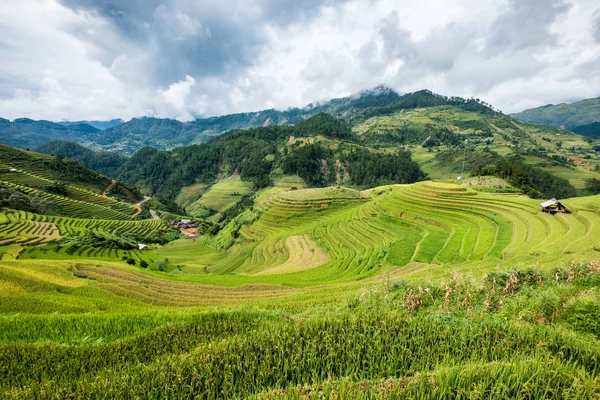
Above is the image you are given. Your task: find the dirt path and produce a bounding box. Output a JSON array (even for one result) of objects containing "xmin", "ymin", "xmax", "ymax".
[
  {"xmin": 132, "ymin": 196, "xmax": 151, "ymax": 218},
  {"xmin": 489, "ymin": 123, "xmax": 503, "ymax": 133},
  {"xmin": 180, "ymin": 228, "xmax": 200, "ymax": 239},
  {"xmin": 149, "ymin": 209, "xmax": 160, "ymax": 219},
  {"xmin": 102, "ymin": 180, "xmax": 116, "ymax": 196}
]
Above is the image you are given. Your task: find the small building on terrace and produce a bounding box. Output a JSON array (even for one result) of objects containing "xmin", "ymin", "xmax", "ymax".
[{"xmin": 541, "ymin": 198, "xmax": 570, "ymax": 214}]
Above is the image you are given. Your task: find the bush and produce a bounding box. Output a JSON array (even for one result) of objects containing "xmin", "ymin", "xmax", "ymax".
[
  {"xmin": 45, "ymin": 182, "xmax": 68, "ymax": 196},
  {"xmin": 155, "ymin": 259, "xmax": 170, "ymax": 272},
  {"xmin": 126, "ymin": 258, "xmax": 136, "ymax": 266},
  {"xmin": 139, "ymin": 260, "xmax": 148, "ymax": 268}
]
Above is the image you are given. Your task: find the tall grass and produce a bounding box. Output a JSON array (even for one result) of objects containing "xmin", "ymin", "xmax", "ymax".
[{"xmin": 3, "ymin": 312, "xmax": 598, "ymax": 399}]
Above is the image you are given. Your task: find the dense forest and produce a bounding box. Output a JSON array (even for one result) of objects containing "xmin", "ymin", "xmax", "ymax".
[
  {"xmin": 115, "ymin": 114, "xmax": 427, "ymax": 204},
  {"xmin": 36, "ymin": 141, "xmax": 128, "ymax": 176},
  {"xmin": 572, "ymin": 122, "xmax": 600, "ymax": 137},
  {"xmin": 473, "ymin": 156, "xmax": 577, "ymax": 199}
]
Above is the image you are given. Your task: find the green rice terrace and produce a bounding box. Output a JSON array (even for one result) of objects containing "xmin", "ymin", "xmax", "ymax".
[{"xmin": 1, "ymin": 178, "xmax": 600, "ymax": 398}]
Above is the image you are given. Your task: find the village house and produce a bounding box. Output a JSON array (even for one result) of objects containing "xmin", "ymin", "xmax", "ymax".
[
  {"xmin": 173, "ymin": 219, "xmax": 196, "ymax": 229},
  {"xmin": 541, "ymin": 198, "xmax": 570, "ymax": 214}
]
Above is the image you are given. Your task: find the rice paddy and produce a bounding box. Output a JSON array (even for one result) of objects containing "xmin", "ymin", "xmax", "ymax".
[
  {"xmin": 1, "ymin": 181, "xmax": 600, "ymax": 398},
  {"xmin": 192, "ymin": 176, "xmax": 254, "ymax": 213}
]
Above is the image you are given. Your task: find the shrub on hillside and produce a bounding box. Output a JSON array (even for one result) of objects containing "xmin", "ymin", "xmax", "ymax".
[
  {"xmin": 155, "ymin": 259, "xmax": 170, "ymax": 272},
  {"xmin": 0, "ymin": 187, "xmax": 55, "ymax": 214}
]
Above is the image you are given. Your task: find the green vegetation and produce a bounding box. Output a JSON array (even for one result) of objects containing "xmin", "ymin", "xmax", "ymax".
[
  {"xmin": 115, "ymin": 114, "xmax": 427, "ymax": 207},
  {"xmin": 0, "ymin": 88, "xmax": 499, "ymax": 154},
  {"xmin": 473, "ymin": 156, "xmax": 577, "ymax": 199},
  {"xmin": 511, "ymin": 96, "xmax": 600, "ymax": 130},
  {"xmin": 1, "ymin": 180, "xmax": 600, "ymax": 397},
  {"xmin": 0, "ymin": 144, "xmax": 110, "ymax": 192},
  {"xmin": 0, "ymin": 256, "xmax": 598, "ymax": 398},
  {"xmin": 194, "ymin": 176, "xmax": 254, "ymax": 213},
  {"xmin": 573, "ymin": 122, "xmax": 600, "ymax": 137},
  {"xmin": 36, "ymin": 140, "xmax": 128, "ymax": 176}
]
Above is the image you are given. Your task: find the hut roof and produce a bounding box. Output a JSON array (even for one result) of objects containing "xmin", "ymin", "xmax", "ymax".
[{"xmin": 541, "ymin": 198, "xmax": 559, "ymax": 208}]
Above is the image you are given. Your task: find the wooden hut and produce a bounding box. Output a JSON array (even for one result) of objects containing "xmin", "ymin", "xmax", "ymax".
[{"xmin": 541, "ymin": 198, "xmax": 570, "ymax": 214}]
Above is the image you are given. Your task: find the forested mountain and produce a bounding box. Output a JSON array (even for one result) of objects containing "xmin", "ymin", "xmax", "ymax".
[
  {"xmin": 511, "ymin": 97, "xmax": 600, "ymax": 134},
  {"xmin": 0, "ymin": 118, "xmax": 99, "ymax": 149},
  {"xmin": 88, "ymin": 88, "xmax": 498, "ymax": 153},
  {"xmin": 113, "ymin": 110, "xmax": 586, "ymax": 217},
  {"xmin": 3, "ymin": 87, "xmax": 599, "ymax": 208},
  {"xmin": 59, "ymin": 119, "xmax": 123, "ymax": 130},
  {"xmin": 115, "ymin": 114, "xmax": 426, "ymax": 205},
  {"xmin": 36, "ymin": 140, "xmax": 128, "ymax": 176},
  {"xmin": 0, "ymin": 87, "xmax": 499, "ymax": 153},
  {"xmin": 572, "ymin": 122, "xmax": 600, "ymax": 137}
]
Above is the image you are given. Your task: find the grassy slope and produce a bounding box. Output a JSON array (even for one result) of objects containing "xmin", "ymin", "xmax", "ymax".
[
  {"xmin": 192, "ymin": 175, "xmax": 254, "ymax": 213},
  {"xmin": 352, "ymin": 106, "xmax": 600, "ymax": 188}
]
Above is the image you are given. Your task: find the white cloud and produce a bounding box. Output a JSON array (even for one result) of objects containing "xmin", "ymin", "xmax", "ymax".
[
  {"xmin": 0, "ymin": 0, "xmax": 598, "ymax": 121},
  {"xmin": 158, "ymin": 75, "xmax": 197, "ymax": 121}
]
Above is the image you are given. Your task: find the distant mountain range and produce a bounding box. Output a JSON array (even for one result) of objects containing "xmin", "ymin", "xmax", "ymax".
[
  {"xmin": 511, "ymin": 97, "xmax": 600, "ymax": 136},
  {"xmin": 0, "ymin": 117, "xmax": 100, "ymax": 150},
  {"xmin": 0, "ymin": 87, "xmax": 497, "ymax": 154},
  {"xmin": 59, "ymin": 119, "xmax": 124, "ymax": 130}
]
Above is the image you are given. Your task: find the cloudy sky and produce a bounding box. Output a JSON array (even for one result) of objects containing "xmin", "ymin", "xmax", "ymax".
[{"xmin": 0, "ymin": 0, "xmax": 599, "ymax": 121}]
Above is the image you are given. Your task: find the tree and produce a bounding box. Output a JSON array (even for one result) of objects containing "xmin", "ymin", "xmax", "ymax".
[
  {"xmin": 45, "ymin": 182, "xmax": 68, "ymax": 196},
  {"xmin": 155, "ymin": 259, "xmax": 170, "ymax": 272},
  {"xmin": 586, "ymin": 178, "xmax": 600, "ymax": 195}
]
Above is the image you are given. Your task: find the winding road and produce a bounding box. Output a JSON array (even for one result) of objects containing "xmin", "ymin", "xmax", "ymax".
[
  {"xmin": 132, "ymin": 196, "xmax": 152, "ymax": 218},
  {"xmin": 101, "ymin": 180, "xmax": 116, "ymax": 196}
]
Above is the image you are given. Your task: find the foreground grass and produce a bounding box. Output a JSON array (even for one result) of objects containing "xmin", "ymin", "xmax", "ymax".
[{"xmin": 0, "ymin": 262, "xmax": 598, "ymax": 399}]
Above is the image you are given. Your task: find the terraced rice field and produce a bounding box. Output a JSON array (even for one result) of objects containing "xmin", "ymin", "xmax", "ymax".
[
  {"xmin": 194, "ymin": 176, "xmax": 254, "ymax": 212},
  {"xmin": 1, "ymin": 181, "xmax": 600, "ymax": 398},
  {"xmin": 0, "ymin": 168, "xmax": 136, "ymax": 219},
  {"xmin": 158, "ymin": 182, "xmax": 600, "ymax": 287},
  {"xmin": 0, "ymin": 209, "xmax": 168, "ymax": 253}
]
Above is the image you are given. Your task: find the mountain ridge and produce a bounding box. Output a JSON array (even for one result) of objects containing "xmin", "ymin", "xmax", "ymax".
[
  {"xmin": 511, "ymin": 96, "xmax": 600, "ymax": 135},
  {"xmin": 0, "ymin": 88, "xmax": 498, "ymax": 153}
]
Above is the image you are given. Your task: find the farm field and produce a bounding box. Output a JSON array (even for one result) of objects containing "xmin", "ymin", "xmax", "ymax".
[
  {"xmin": 1, "ymin": 181, "xmax": 599, "ymax": 398},
  {"xmin": 189, "ymin": 175, "xmax": 254, "ymax": 214}
]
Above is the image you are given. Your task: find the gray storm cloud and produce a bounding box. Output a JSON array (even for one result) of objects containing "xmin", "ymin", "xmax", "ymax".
[{"xmin": 0, "ymin": 0, "xmax": 598, "ymax": 121}]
